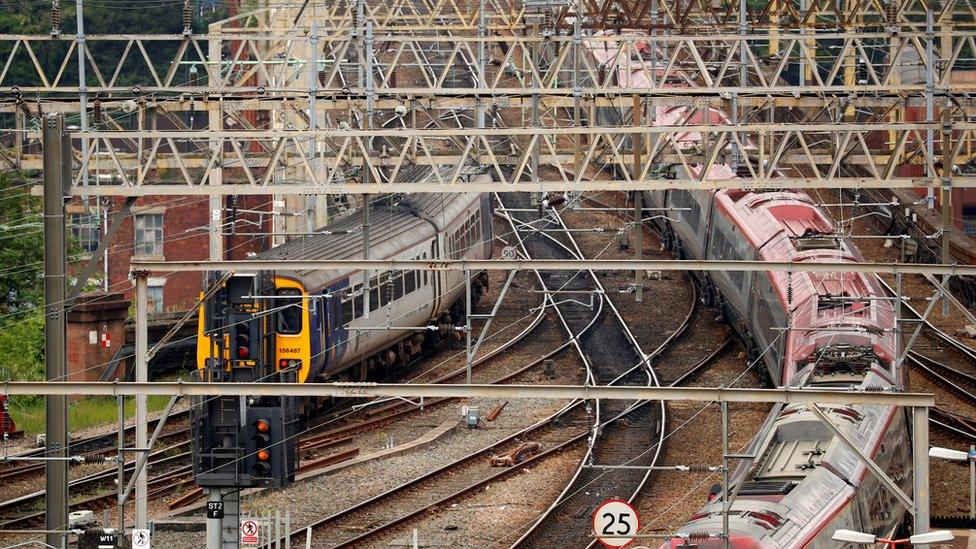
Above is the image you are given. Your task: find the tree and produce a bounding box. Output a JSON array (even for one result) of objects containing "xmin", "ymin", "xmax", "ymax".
[
  {"xmin": 0, "ymin": 172, "xmax": 43, "ymax": 314},
  {"xmin": 0, "ymin": 1, "xmax": 229, "ymax": 89}
]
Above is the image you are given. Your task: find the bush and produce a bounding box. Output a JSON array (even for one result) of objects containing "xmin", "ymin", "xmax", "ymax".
[{"xmin": 0, "ymin": 309, "xmax": 45, "ymax": 406}]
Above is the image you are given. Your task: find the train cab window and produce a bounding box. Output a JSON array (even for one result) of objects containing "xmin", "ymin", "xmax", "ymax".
[{"xmin": 277, "ymin": 288, "xmax": 303, "ymax": 334}]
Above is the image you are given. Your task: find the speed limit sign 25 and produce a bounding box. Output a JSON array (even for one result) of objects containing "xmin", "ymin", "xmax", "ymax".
[{"xmin": 593, "ymin": 499, "xmax": 640, "ymax": 548}]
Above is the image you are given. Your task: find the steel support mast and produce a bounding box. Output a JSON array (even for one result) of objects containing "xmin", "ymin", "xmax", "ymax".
[{"xmin": 42, "ymin": 113, "xmax": 69, "ymax": 549}]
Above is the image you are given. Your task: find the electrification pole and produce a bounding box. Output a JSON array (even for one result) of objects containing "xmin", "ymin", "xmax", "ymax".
[
  {"xmin": 134, "ymin": 274, "xmax": 149, "ymax": 530},
  {"xmin": 43, "ymin": 113, "xmax": 69, "ymax": 549}
]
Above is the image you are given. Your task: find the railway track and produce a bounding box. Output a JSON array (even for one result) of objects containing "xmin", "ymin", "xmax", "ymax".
[
  {"xmin": 261, "ymin": 192, "xmax": 664, "ymax": 547},
  {"xmin": 0, "ymin": 442, "xmax": 192, "ymax": 527},
  {"xmin": 289, "ymin": 401, "xmax": 590, "ymax": 548},
  {"xmin": 877, "ymin": 278, "xmax": 976, "ymax": 439},
  {"xmin": 497, "ymin": 192, "xmax": 677, "ymax": 548},
  {"xmin": 0, "ymin": 409, "xmax": 192, "ymax": 485}
]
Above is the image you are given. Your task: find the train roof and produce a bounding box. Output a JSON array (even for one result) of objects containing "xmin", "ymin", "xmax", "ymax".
[{"xmin": 257, "ymin": 166, "xmax": 486, "ymax": 289}]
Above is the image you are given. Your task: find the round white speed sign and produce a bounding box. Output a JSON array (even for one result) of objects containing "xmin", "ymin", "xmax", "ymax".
[{"xmin": 592, "ymin": 499, "xmax": 640, "ymax": 548}]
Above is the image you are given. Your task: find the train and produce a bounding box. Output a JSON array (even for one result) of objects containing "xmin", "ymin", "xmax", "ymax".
[
  {"xmin": 585, "ymin": 36, "xmax": 910, "ymax": 547},
  {"xmin": 196, "ymin": 166, "xmax": 493, "ymax": 385}
]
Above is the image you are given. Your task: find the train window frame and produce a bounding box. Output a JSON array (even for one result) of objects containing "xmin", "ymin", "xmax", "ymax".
[
  {"xmin": 392, "ymin": 270, "xmax": 405, "ymax": 301},
  {"xmin": 370, "ymin": 276, "xmax": 380, "ymax": 311},
  {"xmin": 405, "ymin": 267, "xmax": 417, "ymax": 295},
  {"xmin": 352, "ymin": 284, "xmax": 363, "ymax": 319},
  {"xmin": 340, "ymin": 289, "xmax": 354, "ymax": 326},
  {"xmin": 276, "ymin": 288, "xmax": 304, "ymax": 335}
]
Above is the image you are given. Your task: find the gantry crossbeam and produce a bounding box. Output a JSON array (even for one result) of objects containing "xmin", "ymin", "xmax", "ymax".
[
  {"xmin": 26, "ymin": 122, "xmax": 975, "ymax": 194},
  {"xmin": 2, "ymin": 31, "xmax": 973, "ymax": 95},
  {"xmin": 0, "ymin": 381, "xmax": 937, "ymax": 407}
]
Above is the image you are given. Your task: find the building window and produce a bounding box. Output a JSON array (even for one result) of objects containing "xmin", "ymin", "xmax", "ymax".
[
  {"xmin": 69, "ymin": 212, "xmax": 100, "ymax": 253},
  {"xmin": 963, "ymin": 206, "xmax": 976, "ymax": 236},
  {"xmin": 134, "ymin": 214, "xmax": 163, "ymax": 257},
  {"xmin": 147, "ymin": 284, "xmax": 164, "ymax": 314}
]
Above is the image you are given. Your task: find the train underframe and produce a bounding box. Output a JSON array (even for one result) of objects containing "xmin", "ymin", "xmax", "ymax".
[{"xmin": 301, "ymin": 271, "xmax": 490, "ymax": 416}]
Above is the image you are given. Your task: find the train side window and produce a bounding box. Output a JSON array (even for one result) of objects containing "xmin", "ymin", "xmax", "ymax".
[
  {"xmin": 405, "ymin": 268, "xmax": 417, "ymax": 294},
  {"xmin": 341, "ymin": 290, "xmax": 354, "ymax": 326},
  {"xmin": 353, "ymin": 285, "xmax": 363, "ymax": 318},
  {"xmin": 277, "ymin": 288, "xmax": 303, "ymax": 335},
  {"xmin": 671, "ymin": 190, "xmax": 701, "ymax": 230},
  {"xmin": 393, "ymin": 271, "xmax": 405, "ymax": 300},
  {"xmin": 369, "ymin": 277, "xmax": 380, "ymax": 312}
]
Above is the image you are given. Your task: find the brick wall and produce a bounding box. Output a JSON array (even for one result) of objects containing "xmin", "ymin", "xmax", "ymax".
[
  {"xmin": 69, "ymin": 194, "xmax": 272, "ymax": 312},
  {"xmin": 66, "ymin": 292, "xmax": 129, "ymax": 382}
]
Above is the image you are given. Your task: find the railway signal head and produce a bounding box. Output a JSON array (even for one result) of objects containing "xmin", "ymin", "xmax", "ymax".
[
  {"xmin": 250, "ymin": 417, "xmax": 273, "ymax": 476},
  {"xmin": 236, "ymin": 332, "xmax": 251, "ymax": 359},
  {"xmin": 243, "ymin": 407, "xmax": 295, "ymax": 488}
]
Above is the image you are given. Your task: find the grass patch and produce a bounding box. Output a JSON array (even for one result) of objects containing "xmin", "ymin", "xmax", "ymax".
[{"xmin": 10, "ymin": 395, "xmax": 172, "ymax": 436}]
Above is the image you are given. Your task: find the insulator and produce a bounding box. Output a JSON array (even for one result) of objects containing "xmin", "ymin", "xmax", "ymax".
[
  {"xmin": 786, "ymin": 271, "xmax": 793, "ymax": 306},
  {"xmin": 17, "ymin": 99, "xmax": 36, "ymax": 126},
  {"xmin": 92, "ymin": 96, "xmax": 103, "ymax": 125},
  {"xmin": 686, "ymin": 531, "xmax": 712, "ymax": 541},
  {"xmin": 51, "ymin": 0, "xmax": 61, "ymax": 37},
  {"xmin": 885, "ymin": 0, "xmax": 897, "ymax": 23},
  {"xmin": 182, "ymin": 0, "xmax": 192, "ymax": 35}
]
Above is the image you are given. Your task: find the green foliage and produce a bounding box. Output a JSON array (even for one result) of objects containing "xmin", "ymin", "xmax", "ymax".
[
  {"xmin": 0, "ymin": 173, "xmax": 44, "ymax": 313},
  {"xmin": 11, "ymin": 395, "xmax": 172, "ymax": 436},
  {"xmin": 0, "ymin": 309, "xmax": 45, "ymax": 404},
  {"xmin": 0, "ymin": 1, "xmax": 228, "ymax": 89}
]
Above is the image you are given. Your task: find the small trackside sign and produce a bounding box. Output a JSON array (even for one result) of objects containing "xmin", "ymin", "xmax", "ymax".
[
  {"xmin": 593, "ymin": 499, "xmax": 640, "ymax": 548},
  {"xmin": 207, "ymin": 501, "xmax": 224, "ymax": 519},
  {"xmin": 241, "ymin": 519, "xmax": 259, "ymax": 545},
  {"xmin": 131, "ymin": 529, "xmax": 151, "ymax": 549}
]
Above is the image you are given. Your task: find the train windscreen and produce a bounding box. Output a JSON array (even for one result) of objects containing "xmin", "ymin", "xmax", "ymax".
[{"xmin": 277, "ymin": 288, "xmax": 303, "ymax": 334}]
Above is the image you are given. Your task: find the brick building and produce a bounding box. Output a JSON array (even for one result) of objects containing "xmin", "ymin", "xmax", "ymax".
[{"xmin": 67, "ymin": 194, "xmax": 273, "ymax": 312}]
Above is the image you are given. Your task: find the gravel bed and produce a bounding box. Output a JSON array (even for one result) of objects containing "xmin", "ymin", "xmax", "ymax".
[
  {"xmin": 150, "ymin": 350, "xmax": 585, "ymax": 549},
  {"xmin": 559, "ymin": 196, "xmax": 696, "ymax": 356},
  {"xmin": 633, "ymin": 352, "xmax": 770, "ymax": 535}
]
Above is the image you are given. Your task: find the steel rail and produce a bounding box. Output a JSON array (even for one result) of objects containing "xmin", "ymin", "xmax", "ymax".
[
  {"xmin": 267, "ymin": 400, "xmax": 589, "ymax": 548},
  {"xmin": 495, "ymin": 193, "xmax": 673, "ymax": 547}
]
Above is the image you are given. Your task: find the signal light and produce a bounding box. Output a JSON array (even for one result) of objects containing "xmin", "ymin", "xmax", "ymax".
[
  {"xmin": 255, "ymin": 419, "xmax": 270, "ymax": 433},
  {"xmin": 236, "ymin": 332, "xmax": 250, "ymax": 359},
  {"xmin": 279, "ymin": 359, "xmax": 288, "ymax": 369},
  {"xmin": 256, "ymin": 448, "xmax": 270, "ymax": 461}
]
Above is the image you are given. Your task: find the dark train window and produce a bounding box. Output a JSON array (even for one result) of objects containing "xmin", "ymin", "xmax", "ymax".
[
  {"xmin": 277, "ymin": 288, "xmax": 303, "ymax": 334},
  {"xmin": 710, "ymin": 225, "xmax": 745, "ymax": 291},
  {"xmin": 405, "ymin": 269, "xmax": 417, "ymax": 294},
  {"xmin": 341, "ymin": 290, "xmax": 354, "ymax": 326},
  {"xmin": 353, "ymin": 285, "xmax": 363, "ymax": 318},
  {"xmin": 671, "ymin": 190, "xmax": 701, "ymax": 231},
  {"xmin": 392, "ymin": 271, "xmax": 405, "ymax": 300},
  {"xmin": 369, "ymin": 276, "xmax": 380, "ymax": 312}
]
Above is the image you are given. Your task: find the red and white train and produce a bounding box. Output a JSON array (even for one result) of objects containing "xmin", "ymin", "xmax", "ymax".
[{"xmin": 587, "ymin": 36, "xmax": 910, "ymax": 547}]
